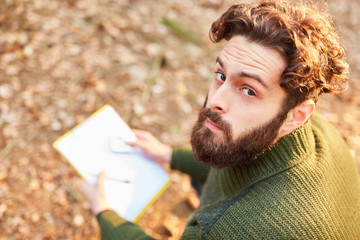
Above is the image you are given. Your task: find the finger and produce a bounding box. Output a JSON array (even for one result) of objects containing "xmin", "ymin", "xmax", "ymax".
[
  {"xmin": 127, "ymin": 137, "xmax": 148, "ymax": 146},
  {"xmin": 132, "ymin": 129, "xmax": 153, "ymax": 141},
  {"xmin": 127, "ymin": 139, "xmax": 150, "ymax": 151},
  {"xmin": 126, "ymin": 141, "xmax": 139, "ymax": 147},
  {"xmin": 78, "ymin": 180, "xmax": 91, "ymax": 197},
  {"xmin": 97, "ymin": 170, "xmax": 107, "ymax": 186},
  {"xmin": 132, "ymin": 129, "xmax": 148, "ymax": 134}
]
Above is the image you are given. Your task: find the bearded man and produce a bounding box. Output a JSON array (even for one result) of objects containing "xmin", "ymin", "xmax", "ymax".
[{"xmin": 80, "ymin": 0, "xmax": 360, "ymax": 238}]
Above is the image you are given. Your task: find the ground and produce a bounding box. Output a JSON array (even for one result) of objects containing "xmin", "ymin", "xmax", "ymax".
[{"xmin": 0, "ymin": 0, "xmax": 360, "ymax": 239}]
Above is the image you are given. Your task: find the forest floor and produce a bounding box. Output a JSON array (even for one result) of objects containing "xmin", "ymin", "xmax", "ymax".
[{"xmin": 1, "ymin": 0, "xmax": 360, "ymax": 239}]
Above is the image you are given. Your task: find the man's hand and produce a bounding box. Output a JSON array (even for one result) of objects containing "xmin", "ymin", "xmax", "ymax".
[
  {"xmin": 127, "ymin": 129, "xmax": 172, "ymax": 165},
  {"xmin": 79, "ymin": 170, "xmax": 112, "ymax": 215}
]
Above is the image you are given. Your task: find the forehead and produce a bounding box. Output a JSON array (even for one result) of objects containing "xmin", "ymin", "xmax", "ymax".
[{"xmin": 219, "ymin": 35, "xmax": 287, "ymax": 86}]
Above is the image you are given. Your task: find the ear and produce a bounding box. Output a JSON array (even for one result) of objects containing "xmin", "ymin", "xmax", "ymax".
[{"xmin": 278, "ymin": 99, "xmax": 315, "ymax": 138}]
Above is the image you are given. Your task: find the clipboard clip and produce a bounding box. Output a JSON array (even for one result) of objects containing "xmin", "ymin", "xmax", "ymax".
[{"xmin": 109, "ymin": 136, "xmax": 134, "ymax": 153}]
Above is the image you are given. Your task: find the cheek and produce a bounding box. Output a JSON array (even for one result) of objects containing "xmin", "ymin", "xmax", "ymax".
[
  {"xmin": 228, "ymin": 104, "xmax": 272, "ymax": 137},
  {"xmin": 227, "ymin": 112, "xmax": 252, "ymax": 138}
]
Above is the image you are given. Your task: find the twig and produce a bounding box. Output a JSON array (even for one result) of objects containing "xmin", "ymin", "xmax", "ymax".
[
  {"xmin": 161, "ymin": 17, "xmax": 202, "ymax": 44},
  {"xmin": 141, "ymin": 54, "xmax": 164, "ymax": 108}
]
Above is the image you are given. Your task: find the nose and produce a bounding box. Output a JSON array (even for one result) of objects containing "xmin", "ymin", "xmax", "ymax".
[{"xmin": 208, "ymin": 84, "xmax": 229, "ymax": 114}]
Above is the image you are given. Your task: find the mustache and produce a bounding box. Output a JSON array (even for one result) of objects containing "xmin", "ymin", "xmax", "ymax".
[{"xmin": 200, "ymin": 108, "xmax": 231, "ymax": 134}]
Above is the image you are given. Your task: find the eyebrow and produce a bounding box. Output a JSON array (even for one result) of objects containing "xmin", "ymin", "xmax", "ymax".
[{"xmin": 216, "ymin": 56, "xmax": 270, "ymax": 90}]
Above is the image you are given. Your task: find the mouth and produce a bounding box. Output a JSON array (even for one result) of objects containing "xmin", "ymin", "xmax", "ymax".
[{"xmin": 205, "ymin": 118, "xmax": 223, "ymax": 131}]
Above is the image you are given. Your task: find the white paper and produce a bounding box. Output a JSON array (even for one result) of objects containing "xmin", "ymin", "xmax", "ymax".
[{"xmin": 53, "ymin": 105, "xmax": 170, "ymax": 221}]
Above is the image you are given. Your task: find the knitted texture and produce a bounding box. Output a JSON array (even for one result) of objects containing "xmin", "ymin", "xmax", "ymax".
[
  {"xmin": 97, "ymin": 210, "xmax": 155, "ymax": 240},
  {"xmin": 171, "ymin": 148, "xmax": 210, "ymax": 181},
  {"xmin": 181, "ymin": 113, "xmax": 360, "ymax": 239},
  {"xmin": 97, "ymin": 113, "xmax": 360, "ymax": 239}
]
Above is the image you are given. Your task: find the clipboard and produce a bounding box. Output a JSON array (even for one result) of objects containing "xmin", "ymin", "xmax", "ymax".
[{"xmin": 53, "ymin": 105, "xmax": 171, "ymax": 222}]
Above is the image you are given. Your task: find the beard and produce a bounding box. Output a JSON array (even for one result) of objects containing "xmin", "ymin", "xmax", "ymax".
[{"xmin": 190, "ymin": 106, "xmax": 289, "ymax": 169}]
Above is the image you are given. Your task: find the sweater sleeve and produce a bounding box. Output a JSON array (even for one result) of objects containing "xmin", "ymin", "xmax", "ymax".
[
  {"xmin": 97, "ymin": 210, "xmax": 155, "ymax": 240},
  {"xmin": 170, "ymin": 148, "xmax": 210, "ymax": 181}
]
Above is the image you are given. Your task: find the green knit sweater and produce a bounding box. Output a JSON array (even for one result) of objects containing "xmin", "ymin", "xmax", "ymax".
[{"xmin": 97, "ymin": 113, "xmax": 360, "ymax": 239}]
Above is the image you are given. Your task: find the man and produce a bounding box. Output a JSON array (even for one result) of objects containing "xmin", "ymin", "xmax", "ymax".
[{"xmin": 80, "ymin": 0, "xmax": 360, "ymax": 238}]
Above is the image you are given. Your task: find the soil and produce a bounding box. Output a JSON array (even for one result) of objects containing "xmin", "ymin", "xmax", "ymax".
[{"xmin": 0, "ymin": 0, "xmax": 359, "ymax": 239}]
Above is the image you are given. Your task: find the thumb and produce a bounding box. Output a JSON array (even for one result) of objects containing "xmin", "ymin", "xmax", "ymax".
[
  {"xmin": 97, "ymin": 170, "xmax": 107, "ymax": 186},
  {"xmin": 126, "ymin": 140, "xmax": 139, "ymax": 147},
  {"xmin": 78, "ymin": 179, "xmax": 90, "ymax": 196}
]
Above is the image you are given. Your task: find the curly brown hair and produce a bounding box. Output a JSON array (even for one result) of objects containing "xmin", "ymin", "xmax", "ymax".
[{"xmin": 210, "ymin": 0, "xmax": 349, "ymax": 109}]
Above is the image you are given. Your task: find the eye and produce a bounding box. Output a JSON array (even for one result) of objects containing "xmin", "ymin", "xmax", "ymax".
[
  {"xmin": 215, "ymin": 72, "xmax": 226, "ymax": 82},
  {"xmin": 242, "ymin": 87, "xmax": 257, "ymax": 97}
]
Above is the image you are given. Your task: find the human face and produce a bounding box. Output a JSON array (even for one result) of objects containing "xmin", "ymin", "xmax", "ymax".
[
  {"xmin": 190, "ymin": 36, "xmax": 289, "ymax": 168},
  {"xmin": 191, "ymin": 106, "xmax": 289, "ymax": 168},
  {"xmin": 206, "ymin": 35, "xmax": 287, "ymax": 141}
]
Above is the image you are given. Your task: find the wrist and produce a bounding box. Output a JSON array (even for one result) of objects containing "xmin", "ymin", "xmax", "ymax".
[
  {"xmin": 163, "ymin": 144, "xmax": 173, "ymax": 164},
  {"xmin": 92, "ymin": 201, "xmax": 112, "ymax": 216}
]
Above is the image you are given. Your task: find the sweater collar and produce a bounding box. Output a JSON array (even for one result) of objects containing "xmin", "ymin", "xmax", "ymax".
[{"xmin": 220, "ymin": 119, "xmax": 315, "ymax": 197}]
